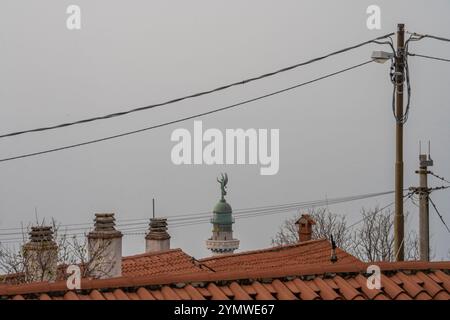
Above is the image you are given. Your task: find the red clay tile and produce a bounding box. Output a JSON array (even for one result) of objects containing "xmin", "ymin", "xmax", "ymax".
[
  {"xmin": 219, "ymin": 285, "xmax": 234, "ymax": 298},
  {"xmin": 136, "ymin": 287, "xmax": 155, "ymax": 300},
  {"xmin": 113, "ymin": 289, "xmax": 130, "ymax": 300},
  {"xmin": 184, "ymin": 285, "xmax": 205, "ymax": 300},
  {"xmin": 434, "ymin": 270, "xmax": 450, "ymax": 291},
  {"xmin": 292, "ymin": 279, "xmax": 319, "ymax": 300},
  {"xmin": 161, "ymin": 286, "xmax": 181, "ymax": 300},
  {"xmin": 271, "ymin": 279, "xmax": 297, "ymax": 300},
  {"xmin": 333, "ymin": 276, "xmax": 364, "ymax": 300},
  {"xmin": 229, "ymin": 282, "xmax": 252, "ymax": 300},
  {"xmin": 174, "ymin": 288, "xmax": 191, "ymax": 300},
  {"xmin": 207, "ymin": 283, "xmax": 229, "ymax": 300},
  {"xmin": 416, "ymin": 272, "xmax": 446, "ymax": 298},
  {"xmin": 63, "ymin": 291, "xmax": 79, "ymax": 300},
  {"xmin": 251, "ymin": 281, "xmax": 275, "ymax": 300},
  {"xmin": 102, "ymin": 292, "xmax": 116, "ymax": 300},
  {"xmin": 313, "ymin": 277, "xmax": 341, "ymax": 300},
  {"xmin": 396, "ymin": 272, "xmax": 430, "ymax": 299},
  {"xmin": 150, "ymin": 289, "xmax": 164, "ymax": 300},
  {"xmin": 39, "ymin": 293, "xmax": 51, "ymax": 300},
  {"xmin": 380, "ymin": 274, "xmax": 405, "ymax": 299},
  {"xmin": 89, "ymin": 289, "xmax": 105, "ymax": 300}
]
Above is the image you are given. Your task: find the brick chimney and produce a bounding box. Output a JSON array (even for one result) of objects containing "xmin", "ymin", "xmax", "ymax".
[
  {"xmin": 145, "ymin": 218, "xmax": 170, "ymax": 253},
  {"xmin": 295, "ymin": 214, "xmax": 316, "ymax": 242},
  {"xmin": 22, "ymin": 226, "xmax": 58, "ymax": 283},
  {"xmin": 87, "ymin": 213, "xmax": 122, "ymax": 279}
]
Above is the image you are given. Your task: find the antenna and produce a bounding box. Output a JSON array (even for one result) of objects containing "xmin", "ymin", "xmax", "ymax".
[
  {"xmin": 419, "ymin": 140, "xmax": 422, "ymax": 155},
  {"xmin": 428, "ymin": 140, "xmax": 432, "ymax": 160},
  {"xmin": 152, "ymin": 198, "xmax": 155, "ymax": 219}
]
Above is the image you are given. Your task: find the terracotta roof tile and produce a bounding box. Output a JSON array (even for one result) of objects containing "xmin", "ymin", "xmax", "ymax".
[
  {"xmin": 396, "ymin": 272, "xmax": 431, "ymax": 299},
  {"xmin": 102, "ymin": 292, "xmax": 116, "ymax": 300},
  {"xmin": 64, "ymin": 291, "xmax": 79, "ymax": 300},
  {"xmin": 0, "ymin": 241, "xmax": 448, "ymax": 301},
  {"xmin": 113, "ymin": 289, "xmax": 130, "ymax": 300},
  {"xmin": 415, "ymin": 272, "xmax": 446, "ymax": 298},
  {"xmin": 89, "ymin": 290, "xmax": 105, "ymax": 300},
  {"xmin": 136, "ymin": 287, "xmax": 155, "ymax": 300},
  {"xmin": 291, "ymin": 279, "xmax": 319, "ymax": 300},
  {"xmin": 207, "ymin": 283, "xmax": 229, "ymax": 300},
  {"xmin": 161, "ymin": 286, "xmax": 181, "ymax": 300},
  {"xmin": 150, "ymin": 289, "xmax": 164, "ymax": 300},
  {"xmin": 196, "ymin": 287, "xmax": 212, "ymax": 299},
  {"xmin": 271, "ymin": 279, "xmax": 298, "ymax": 300},
  {"xmin": 219, "ymin": 285, "xmax": 234, "ymax": 298},
  {"xmin": 334, "ymin": 276, "xmax": 364, "ymax": 300},
  {"xmin": 251, "ymin": 281, "xmax": 276, "ymax": 300},
  {"xmin": 184, "ymin": 284, "xmax": 205, "ymax": 300},
  {"xmin": 39, "ymin": 293, "xmax": 51, "ymax": 300},
  {"xmin": 200, "ymin": 239, "xmax": 361, "ymax": 273},
  {"xmin": 434, "ymin": 270, "xmax": 450, "ymax": 291},
  {"xmin": 229, "ymin": 282, "xmax": 252, "ymax": 300},
  {"xmin": 314, "ymin": 277, "xmax": 341, "ymax": 300}
]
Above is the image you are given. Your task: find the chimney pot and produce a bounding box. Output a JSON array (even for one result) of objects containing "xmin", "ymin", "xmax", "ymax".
[
  {"xmin": 22, "ymin": 225, "xmax": 58, "ymax": 283},
  {"xmin": 295, "ymin": 214, "xmax": 316, "ymax": 242},
  {"xmin": 87, "ymin": 213, "xmax": 122, "ymax": 279},
  {"xmin": 146, "ymin": 218, "xmax": 170, "ymax": 252}
]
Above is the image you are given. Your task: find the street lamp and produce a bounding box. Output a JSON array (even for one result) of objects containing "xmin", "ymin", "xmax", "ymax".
[{"xmin": 371, "ymin": 51, "xmax": 394, "ymax": 63}]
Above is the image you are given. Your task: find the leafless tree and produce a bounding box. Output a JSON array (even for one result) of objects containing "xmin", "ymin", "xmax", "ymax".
[
  {"xmin": 272, "ymin": 206, "xmax": 421, "ymax": 262},
  {"xmin": 271, "ymin": 208, "xmax": 351, "ymax": 250},
  {"xmin": 0, "ymin": 219, "xmax": 114, "ymax": 284},
  {"xmin": 350, "ymin": 207, "xmax": 420, "ymax": 261}
]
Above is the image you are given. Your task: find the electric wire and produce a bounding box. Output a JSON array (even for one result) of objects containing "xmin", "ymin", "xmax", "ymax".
[
  {"xmin": 0, "ymin": 34, "xmax": 394, "ymax": 139},
  {"xmin": 0, "ymin": 60, "xmax": 374, "ymax": 163},
  {"xmin": 429, "ymin": 197, "xmax": 450, "ymax": 234},
  {"xmin": 408, "ymin": 53, "xmax": 450, "ymax": 63},
  {"xmin": 429, "ymin": 172, "xmax": 450, "ymax": 185},
  {"xmin": 0, "ymin": 189, "xmax": 396, "ymax": 243}
]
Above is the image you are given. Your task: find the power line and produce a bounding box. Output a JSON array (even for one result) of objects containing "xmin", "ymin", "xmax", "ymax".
[
  {"xmin": 0, "ymin": 34, "xmax": 394, "ymax": 140},
  {"xmin": 407, "ymin": 32, "xmax": 450, "ymax": 43},
  {"xmin": 347, "ymin": 191, "xmax": 413, "ymax": 230},
  {"xmin": 0, "ymin": 60, "xmax": 374, "ymax": 164},
  {"xmin": 429, "ymin": 171, "xmax": 450, "ymax": 184},
  {"xmin": 0, "ymin": 189, "xmax": 395, "ymax": 242},
  {"xmin": 408, "ymin": 52, "xmax": 450, "ymax": 63},
  {"xmin": 429, "ymin": 196, "xmax": 450, "ymax": 234}
]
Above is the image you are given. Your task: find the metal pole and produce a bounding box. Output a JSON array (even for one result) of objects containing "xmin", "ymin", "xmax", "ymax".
[
  {"xmin": 152, "ymin": 198, "xmax": 155, "ymax": 219},
  {"xmin": 394, "ymin": 23, "xmax": 405, "ymax": 261}
]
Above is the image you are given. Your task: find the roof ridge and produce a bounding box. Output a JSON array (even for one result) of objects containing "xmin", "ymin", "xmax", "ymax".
[
  {"xmin": 122, "ymin": 248, "xmax": 184, "ymax": 260},
  {"xmin": 199, "ymin": 238, "xmax": 328, "ymax": 262}
]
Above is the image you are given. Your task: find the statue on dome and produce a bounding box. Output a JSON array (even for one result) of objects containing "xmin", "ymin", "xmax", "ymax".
[{"xmin": 217, "ymin": 173, "xmax": 228, "ymax": 201}]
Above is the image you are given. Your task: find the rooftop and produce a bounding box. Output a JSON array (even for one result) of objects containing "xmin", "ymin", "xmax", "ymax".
[
  {"xmin": 200, "ymin": 239, "xmax": 360, "ymax": 272},
  {"xmin": 0, "ymin": 261, "xmax": 448, "ymax": 300}
]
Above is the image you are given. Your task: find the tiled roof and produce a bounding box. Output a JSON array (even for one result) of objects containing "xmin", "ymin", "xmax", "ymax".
[
  {"xmin": 199, "ymin": 239, "xmax": 361, "ymax": 272},
  {"xmin": 0, "ymin": 248, "xmax": 208, "ymax": 284},
  {"xmin": 122, "ymin": 249, "xmax": 208, "ymax": 277},
  {"xmin": 1, "ymin": 260, "xmax": 448, "ymax": 300}
]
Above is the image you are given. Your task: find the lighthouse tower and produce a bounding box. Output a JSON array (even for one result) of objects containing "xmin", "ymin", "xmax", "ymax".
[{"xmin": 206, "ymin": 173, "xmax": 240, "ymax": 255}]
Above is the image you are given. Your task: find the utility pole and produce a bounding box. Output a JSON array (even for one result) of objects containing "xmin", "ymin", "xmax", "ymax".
[
  {"xmin": 394, "ymin": 23, "xmax": 406, "ymax": 261},
  {"xmin": 410, "ymin": 143, "xmax": 433, "ymax": 261}
]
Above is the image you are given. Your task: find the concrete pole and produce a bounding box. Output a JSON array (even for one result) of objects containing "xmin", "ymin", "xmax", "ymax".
[{"xmin": 418, "ymin": 154, "xmax": 432, "ymax": 261}]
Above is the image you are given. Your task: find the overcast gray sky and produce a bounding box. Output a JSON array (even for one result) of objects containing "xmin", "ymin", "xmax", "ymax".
[{"xmin": 0, "ymin": 0, "xmax": 449, "ymax": 260}]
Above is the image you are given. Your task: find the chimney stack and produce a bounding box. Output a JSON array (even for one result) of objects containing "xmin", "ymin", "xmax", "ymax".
[
  {"xmin": 87, "ymin": 213, "xmax": 122, "ymax": 279},
  {"xmin": 295, "ymin": 214, "xmax": 316, "ymax": 242},
  {"xmin": 22, "ymin": 226, "xmax": 58, "ymax": 283},
  {"xmin": 145, "ymin": 218, "xmax": 170, "ymax": 252}
]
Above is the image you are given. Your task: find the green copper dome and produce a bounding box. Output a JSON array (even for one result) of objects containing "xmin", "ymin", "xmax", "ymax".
[{"xmin": 213, "ymin": 199, "xmax": 232, "ymax": 214}]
